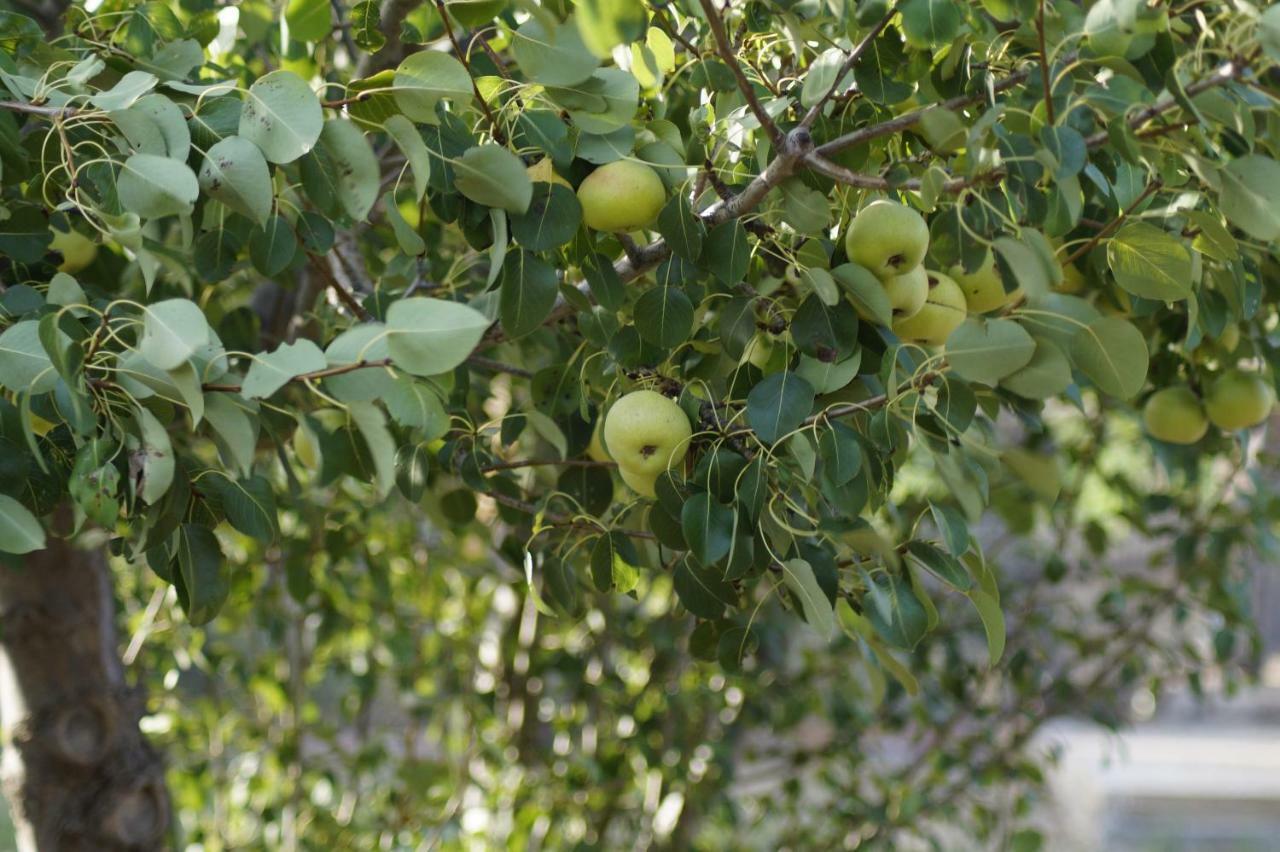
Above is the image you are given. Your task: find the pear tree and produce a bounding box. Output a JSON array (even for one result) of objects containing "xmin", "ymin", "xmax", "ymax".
[{"xmin": 0, "ymin": 0, "xmax": 1279, "ymax": 845}]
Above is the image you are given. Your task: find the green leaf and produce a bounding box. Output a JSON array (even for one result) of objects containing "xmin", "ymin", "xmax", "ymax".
[
  {"xmin": 238, "ymin": 70, "xmax": 323, "ymax": 164},
  {"xmin": 701, "ymin": 220, "xmax": 750, "ymax": 287},
  {"xmin": 89, "ymin": 70, "xmax": 157, "ymax": 111},
  {"xmin": 574, "ymin": 0, "xmax": 647, "ymax": 58},
  {"xmin": 511, "ymin": 16, "xmax": 599, "ymax": 86},
  {"xmin": 286, "ymin": 0, "xmax": 332, "ymax": 42},
  {"xmin": 348, "ymin": 401, "xmax": 396, "ymax": 498},
  {"xmin": 779, "ymin": 178, "xmax": 830, "ymax": 234},
  {"xmin": 133, "ymin": 406, "xmax": 175, "ymax": 504},
  {"xmin": 863, "ymin": 570, "xmax": 929, "ymax": 650},
  {"xmin": 129, "ymin": 94, "xmax": 191, "ymax": 160},
  {"xmin": 198, "ymin": 136, "xmax": 273, "ymax": 226},
  {"xmin": 590, "ymin": 531, "xmax": 641, "ymax": 593},
  {"xmin": 928, "ymin": 502, "xmax": 969, "ymax": 556},
  {"xmin": 242, "ymin": 339, "xmax": 326, "ymax": 399},
  {"xmin": 905, "ymin": 540, "xmax": 973, "ymax": 591},
  {"xmin": 510, "ymin": 183, "xmax": 582, "ymax": 250},
  {"xmin": 175, "ymin": 524, "xmax": 228, "ymax": 625},
  {"xmin": 205, "ymin": 473, "xmax": 278, "ymax": 542},
  {"xmin": 634, "ymin": 285, "xmax": 694, "ymax": 348},
  {"xmin": 833, "ymin": 263, "xmax": 893, "ymax": 327},
  {"xmin": 204, "ymin": 393, "xmax": 258, "ymax": 477},
  {"xmin": 453, "ymin": 145, "xmax": 533, "ymax": 214},
  {"xmin": 386, "ymin": 297, "xmax": 491, "ymax": 376},
  {"xmin": 900, "ymin": 0, "xmax": 962, "ymax": 47},
  {"xmin": 968, "ymin": 588, "xmax": 1006, "ymax": 665},
  {"xmin": 746, "ymin": 372, "xmax": 815, "ymax": 445},
  {"xmin": 1106, "ymin": 222, "xmax": 1192, "ymax": 301},
  {"xmin": 1218, "ymin": 154, "xmax": 1280, "ymax": 242},
  {"xmin": 118, "ymin": 153, "xmax": 199, "ymax": 219},
  {"xmin": 499, "ymin": 250, "xmax": 559, "ymax": 338},
  {"xmin": 385, "ymin": 377, "xmax": 449, "ymax": 437},
  {"xmin": 681, "ymin": 492, "xmax": 734, "ymax": 566},
  {"xmin": 656, "ymin": 193, "xmax": 705, "ymax": 261},
  {"xmin": 248, "ymin": 215, "xmax": 297, "ymax": 276},
  {"xmin": 0, "ymin": 494, "xmax": 44, "ymax": 554},
  {"xmin": 944, "ymin": 318, "xmax": 1036, "ymax": 385},
  {"xmin": 1000, "ymin": 338, "xmax": 1073, "ymax": 399},
  {"xmin": 781, "ymin": 558, "xmax": 836, "ymax": 638},
  {"xmin": 0, "ymin": 320, "xmax": 57, "ymax": 393},
  {"xmin": 318, "ymin": 119, "xmax": 379, "ymax": 220},
  {"xmin": 393, "ymin": 51, "xmax": 473, "ymax": 122},
  {"xmin": 383, "ymin": 114, "xmax": 431, "ymax": 201},
  {"xmin": 801, "ymin": 47, "xmax": 844, "ymax": 108},
  {"xmin": 1068, "ymin": 316, "xmax": 1148, "ymax": 399},
  {"xmin": 672, "ymin": 557, "xmax": 734, "ymax": 619},
  {"xmin": 817, "ymin": 420, "xmax": 862, "ymax": 485},
  {"xmin": 140, "ymin": 299, "xmax": 210, "ymax": 371},
  {"xmin": 350, "ymin": 1, "xmax": 385, "ymax": 52},
  {"xmin": 384, "ymin": 192, "xmax": 427, "ymax": 255}
]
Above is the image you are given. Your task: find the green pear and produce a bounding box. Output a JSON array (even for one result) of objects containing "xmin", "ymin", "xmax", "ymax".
[
  {"xmin": 577, "ymin": 160, "xmax": 666, "ymax": 232},
  {"xmin": 1204, "ymin": 369, "xmax": 1275, "ymax": 430},
  {"xmin": 1142, "ymin": 387, "xmax": 1208, "ymax": 444},
  {"xmin": 883, "ymin": 265, "xmax": 928, "ymax": 320},
  {"xmin": 843, "ymin": 200, "xmax": 930, "ymax": 280},
  {"xmin": 587, "ymin": 418, "xmax": 611, "ymax": 462},
  {"xmin": 892, "ymin": 271, "xmax": 966, "ymax": 346},
  {"xmin": 603, "ymin": 390, "xmax": 692, "ymax": 478},
  {"xmin": 49, "ymin": 227, "xmax": 97, "ymax": 273},
  {"xmin": 950, "ymin": 252, "xmax": 1021, "ymax": 313},
  {"xmin": 618, "ymin": 465, "xmax": 660, "ymax": 498}
]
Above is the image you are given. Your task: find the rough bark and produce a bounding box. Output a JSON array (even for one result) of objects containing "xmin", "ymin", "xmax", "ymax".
[{"xmin": 0, "ymin": 536, "xmax": 169, "ymax": 851}]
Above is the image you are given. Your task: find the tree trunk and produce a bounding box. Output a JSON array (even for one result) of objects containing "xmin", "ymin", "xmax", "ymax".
[{"xmin": 0, "ymin": 535, "xmax": 169, "ymax": 851}]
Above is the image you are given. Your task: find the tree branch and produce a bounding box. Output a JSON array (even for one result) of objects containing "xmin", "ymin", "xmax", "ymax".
[
  {"xmin": 1062, "ymin": 178, "xmax": 1162, "ymax": 266},
  {"xmin": 798, "ymin": 2, "xmax": 899, "ymax": 130},
  {"xmin": 696, "ymin": 0, "xmax": 784, "ymax": 146},
  {"xmin": 431, "ymin": 0, "xmax": 506, "ymax": 144},
  {"xmin": 307, "ymin": 254, "xmax": 373, "ymax": 321}
]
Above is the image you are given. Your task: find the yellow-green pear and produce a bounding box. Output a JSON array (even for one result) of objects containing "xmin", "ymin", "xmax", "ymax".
[
  {"xmin": 526, "ymin": 157, "xmax": 572, "ymax": 189},
  {"xmin": 1204, "ymin": 369, "xmax": 1275, "ymax": 430},
  {"xmin": 618, "ymin": 465, "xmax": 660, "ymax": 497},
  {"xmin": 1217, "ymin": 323, "xmax": 1240, "ymax": 353},
  {"xmin": 587, "ymin": 419, "xmax": 611, "ymax": 462},
  {"xmin": 49, "ymin": 227, "xmax": 97, "ymax": 273},
  {"xmin": 883, "ymin": 265, "xmax": 929, "ymax": 320},
  {"xmin": 1142, "ymin": 387, "xmax": 1208, "ymax": 444},
  {"xmin": 892, "ymin": 272, "xmax": 966, "ymax": 346},
  {"xmin": 844, "ymin": 200, "xmax": 930, "ymax": 280},
  {"xmin": 603, "ymin": 390, "xmax": 692, "ymax": 478},
  {"xmin": 950, "ymin": 252, "xmax": 1021, "ymax": 313},
  {"xmin": 577, "ymin": 160, "xmax": 666, "ymax": 232}
]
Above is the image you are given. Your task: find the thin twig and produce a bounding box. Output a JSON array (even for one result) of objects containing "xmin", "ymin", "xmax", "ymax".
[
  {"xmin": 308, "ymin": 254, "xmax": 373, "ymax": 321},
  {"xmin": 799, "ymin": 2, "xmax": 899, "ymax": 129},
  {"xmin": 696, "ymin": 0, "xmax": 784, "ymax": 146},
  {"xmin": 1062, "ymin": 179, "xmax": 1162, "ymax": 266},
  {"xmin": 481, "ymin": 458, "xmax": 614, "ymax": 472},
  {"xmin": 202, "ymin": 358, "xmax": 394, "ymax": 393},
  {"xmin": 1035, "ymin": 0, "xmax": 1056, "ymax": 125},
  {"xmin": 432, "ymin": 0, "xmax": 506, "ymax": 144}
]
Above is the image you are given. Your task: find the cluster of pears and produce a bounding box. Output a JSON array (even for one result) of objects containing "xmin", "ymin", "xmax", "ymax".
[
  {"xmin": 1143, "ymin": 369, "xmax": 1275, "ymax": 444},
  {"xmin": 528, "ymin": 157, "xmax": 668, "ymax": 234},
  {"xmin": 844, "ymin": 200, "xmax": 1020, "ymax": 344},
  {"xmin": 593, "ymin": 390, "xmax": 692, "ymax": 497}
]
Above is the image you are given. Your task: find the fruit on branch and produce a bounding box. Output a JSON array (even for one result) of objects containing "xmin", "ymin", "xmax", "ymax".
[
  {"xmin": 527, "ymin": 158, "xmax": 572, "ymax": 189},
  {"xmin": 1217, "ymin": 323, "xmax": 1241, "ymax": 354},
  {"xmin": 587, "ymin": 420, "xmax": 611, "ymax": 463},
  {"xmin": 577, "ymin": 160, "xmax": 666, "ymax": 232},
  {"xmin": 892, "ymin": 272, "xmax": 966, "ymax": 346},
  {"xmin": 603, "ymin": 390, "xmax": 692, "ymax": 497},
  {"xmin": 950, "ymin": 252, "xmax": 1021, "ymax": 313},
  {"xmin": 843, "ymin": 200, "xmax": 930, "ymax": 280},
  {"xmin": 617, "ymin": 465, "xmax": 661, "ymax": 498},
  {"xmin": 1204, "ymin": 369, "xmax": 1276, "ymax": 430},
  {"xmin": 49, "ymin": 227, "xmax": 97, "ymax": 273},
  {"xmin": 1142, "ymin": 387, "xmax": 1209, "ymax": 445},
  {"xmin": 744, "ymin": 332, "xmax": 778, "ymax": 369},
  {"xmin": 883, "ymin": 265, "xmax": 929, "ymax": 320}
]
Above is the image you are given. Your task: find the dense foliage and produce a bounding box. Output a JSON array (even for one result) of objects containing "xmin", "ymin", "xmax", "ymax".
[{"xmin": 1, "ymin": 0, "xmax": 1279, "ymax": 844}]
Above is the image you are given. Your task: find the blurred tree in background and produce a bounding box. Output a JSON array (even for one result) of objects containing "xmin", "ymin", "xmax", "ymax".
[{"xmin": 0, "ymin": 0, "xmax": 1277, "ymax": 847}]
